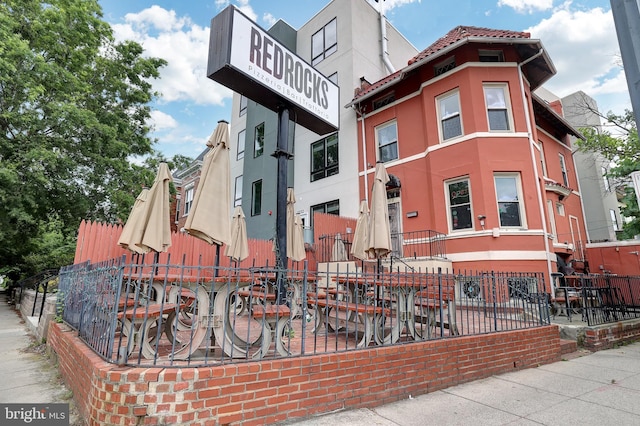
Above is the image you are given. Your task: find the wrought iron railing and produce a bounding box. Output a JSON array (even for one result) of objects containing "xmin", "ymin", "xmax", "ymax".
[
  {"xmin": 315, "ymin": 229, "xmax": 447, "ymax": 263},
  {"xmin": 561, "ymin": 274, "xmax": 640, "ymax": 326},
  {"xmin": 57, "ymin": 257, "xmax": 549, "ymax": 367}
]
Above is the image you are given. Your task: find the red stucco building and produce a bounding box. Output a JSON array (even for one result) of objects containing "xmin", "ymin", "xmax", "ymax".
[{"xmin": 348, "ymin": 26, "xmax": 588, "ymax": 289}]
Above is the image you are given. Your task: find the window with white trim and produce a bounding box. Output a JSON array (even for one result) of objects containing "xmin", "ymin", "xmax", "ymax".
[
  {"xmin": 446, "ymin": 178, "xmax": 473, "ymax": 231},
  {"xmin": 234, "ymin": 175, "xmax": 243, "ymax": 207},
  {"xmin": 237, "ymin": 129, "xmax": 245, "ymax": 160},
  {"xmin": 183, "ymin": 186, "xmax": 194, "ymax": 216},
  {"xmin": 375, "ymin": 120, "xmax": 398, "ymax": 162},
  {"xmin": 539, "ymin": 141, "xmax": 548, "ymax": 177},
  {"xmin": 610, "ymin": 209, "xmax": 620, "ymax": 231},
  {"xmin": 239, "ymin": 95, "xmax": 248, "ymax": 116},
  {"xmin": 559, "ymin": 154, "xmax": 569, "ymax": 186},
  {"xmin": 438, "ymin": 91, "xmax": 462, "ymax": 141},
  {"xmin": 494, "ymin": 174, "xmax": 525, "ymax": 227},
  {"xmin": 311, "ymin": 133, "xmax": 339, "ymax": 182},
  {"xmin": 484, "ymin": 84, "xmax": 511, "ymax": 131},
  {"xmin": 556, "ymin": 202, "xmax": 565, "ymax": 216},
  {"xmin": 312, "ymin": 18, "xmax": 337, "ymax": 65}
]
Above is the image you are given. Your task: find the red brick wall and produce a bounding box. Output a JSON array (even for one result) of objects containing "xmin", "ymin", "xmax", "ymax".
[
  {"xmin": 582, "ymin": 319, "xmax": 640, "ymax": 351},
  {"xmin": 48, "ymin": 323, "xmax": 561, "ymax": 426}
]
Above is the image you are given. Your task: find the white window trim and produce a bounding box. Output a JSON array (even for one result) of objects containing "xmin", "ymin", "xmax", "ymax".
[
  {"xmin": 445, "ymin": 176, "xmax": 474, "ymax": 233},
  {"xmin": 436, "ymin": 89, "xmax": 464, "ymax": 143},
  {"xmin": 546, "ymin": 200, "xmax": 558, "ymax": 243},
  {"xmin": 183, "ymin": 184, "xmax": 195, "ymax": 217},
  {"xmin": 375, "ymin": 120, "xmax": 399, "ymax": 162},
  {"xmin": 483, "ymin": 83, "xmax": 514, "ymax": 132},
  {"xmin": 559, "ymin": 153, "xmax": 569, "ymax": 187},
  {"xmin": 539, "ymin": 141, "xmax": 548, "ymax": 178},
  {"xmin": 494, "ymin": 173, "xmax": 527, "ymax": 229}
]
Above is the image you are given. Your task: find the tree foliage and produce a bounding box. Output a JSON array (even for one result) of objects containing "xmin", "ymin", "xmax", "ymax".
[
  {"xmin": 0, "ymin": 0, "xmax": 177, "ymax": 279},
  {"xmin": 575, "ymin": 108, "xmax": 640, "ymax": 239}
]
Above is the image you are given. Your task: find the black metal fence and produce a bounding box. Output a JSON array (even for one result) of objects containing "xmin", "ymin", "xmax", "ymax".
[
  {"xmin": 559, "ymin": 274, "xmax": 640, "ymax": 326},
  {"xmin": 315, "ymin": 229, "xmax": 447, "ymax": 263},
  {"xmin": 57, "ymin": 257, "xmax": 550, "ymax": 367}
]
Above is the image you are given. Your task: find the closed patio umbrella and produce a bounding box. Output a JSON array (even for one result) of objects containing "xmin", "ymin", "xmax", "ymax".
[
  {"xmin": 118, "ymin": 188, "xmax": 150, "ymax": 254},
  {"xmin": 139, "ymin": 162, "xmax": 173, "ymax": 253},
  {"xmin": 331, "ymin": 233, "xmax": 348, "ymax": 262},
  {"xmin": 225, "ymin": 206, "xmax": 249, "ymax": 263},
  {"xmin": 350, "ymin": 200, "xmax": 370, "ymax": 261},
  {"xmin": 117, "ymin": 162, "xmax": 173, "ymax": 255},
  {"xmin": 366, "ymin": 162, "xmax": 392, "ymax": 262},
  {"xmin": 184, "ymin": 120, "xmax": 232, "ymax": 258},
  {"xmin": 286, "ymin": 188, "xmax": 306, "ymax": 262}
]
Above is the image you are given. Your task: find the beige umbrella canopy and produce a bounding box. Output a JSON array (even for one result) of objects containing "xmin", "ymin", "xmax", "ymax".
[
  {"xmin": 184, "ymin": 120, "xmax": 231, "ymax": 247},
  {"xmin": 117, "ymin": 188, "xmax": 150, "ymax": 254},
  {"xmin": 366, "ymin": 162, "xmax": 392, "ymax": 260},
  {"xmin": 139, "ymin": 162, "xmax": 173, "ymax": 253},
  {"xmin": 117, "ymin": 162, "xmax": 173, "ymax": 254},
  {"xmin": 331, "ymin": 233, "xmax": 348, "ymax": 262},
  {"xmin": 350, "ymin": 200, "xmax": 370, "ymax": 261},
  {"xmin": 286, "ymin": 188, "xmax": 306, "ymax": 262},
  {"xmin": 225, "ymin": 206, "xmax": 249, "ymax": 262}
]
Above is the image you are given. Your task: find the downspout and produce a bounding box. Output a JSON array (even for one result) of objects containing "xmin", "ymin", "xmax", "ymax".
[
  {"xmin": 378, "ymin": 2, "xmax": 395, "ymax": 74},
  {"xmin": 517, "ymin": 49, "xmax": 555, "ymax": 290},
  {"xmin": 355, "ymin": 105, "xmax": 369, "ymax": 204}
]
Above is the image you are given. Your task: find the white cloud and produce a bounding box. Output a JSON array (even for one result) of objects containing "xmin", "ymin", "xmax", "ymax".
[
  {"xmin": 263, "ymin": 12, "xmax": 276, "ymax": 28},
  {"xmin": 367, "ymin": 0, "xmax": 422, "ymax": 12},
  {"xmin": 526, "ymin": 6, "xmax": 629, "ymax": 112},
  {"xmin": 498, "ymin": 0, "xmax": 553, "ymax": 14},
  {"xmin": 149, "ymin": 110, "xmax": 178, "ymax": 131},
  {"xmin": 111, "ymin": 7, "xmax": 231, "ymax": 106}
]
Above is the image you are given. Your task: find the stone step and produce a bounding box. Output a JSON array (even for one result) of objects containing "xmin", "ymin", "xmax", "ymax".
[{"xmin": 560, "ymin": 338, "xmax": 578, "ymax": 355}]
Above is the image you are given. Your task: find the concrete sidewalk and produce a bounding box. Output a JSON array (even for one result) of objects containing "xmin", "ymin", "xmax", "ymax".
[
  {"xmin": 283, "ymin": 343, "xmax": 640, "ymax": 425},
  {"xmin": 0, "ymin": 291, "xmax": 81, "ymax": 424}
]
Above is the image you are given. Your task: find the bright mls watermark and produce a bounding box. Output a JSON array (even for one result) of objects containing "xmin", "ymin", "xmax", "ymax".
[{"xmin": 1, "ymin": 404, "xmax": 68, "ymax": 425}]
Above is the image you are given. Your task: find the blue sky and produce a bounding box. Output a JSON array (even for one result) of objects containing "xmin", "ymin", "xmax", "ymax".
[{"xmin": 99, "ymin": 0, "xmax": 630, "ymax": 159}]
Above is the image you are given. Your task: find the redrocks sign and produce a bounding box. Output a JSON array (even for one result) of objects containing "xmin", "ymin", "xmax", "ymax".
[{"xmin": 207, "ymin": 6, "xmax": 339, "ymax": 134}]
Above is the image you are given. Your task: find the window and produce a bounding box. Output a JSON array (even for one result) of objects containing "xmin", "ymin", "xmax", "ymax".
[
  {"xmin": 254, "ymin": 123, "xmax": 264, "ymax": 158},
  {"xmin": 484, "ymin": 84, "xmax": 511, "ymax": 131},
  {"xmin": 494, "ymin": 174, "xmax": 524, "ymax": 227},
  {"xmin": 251, "ymin": 180, "xmax": 262, "ymax": 216},
  {"xmin": 312, "ymin": 18, "xmax": 337, "ymax": 65},
  {"xmin": 174, "ymin": 198, "xmax": 181, "ymax": 223},
  {"xmin": 183, "ymin": 186, "xmax": 194, "ymax": 216},
  {"xmin": 239, "ymin": 95, "xmax": 248, "ymax": 116},
  {"xmin": 234, "ymin": 175, "xmax": 243, "ymax": 207},
  {"xmin": 556, "ymin": 202, "xmax": 565, "ymax": 216},
  {"xmin": 446, "ymin": 178, "xmax": 473, "ymax": 231},
  {"xmin": 237, "ymin": 129, "xmax": 245, "ymax": 160},
  {"xmin": 610, "ymin": 209, "xmax": 619, "ymax": 231},
  {"xmin": 602, "ymin": 166, "xmax": 611, "ymax": 192},
  {"xmin": 375, "ymin": 121, "xmax": 398, "ymax": 162},
  {"xmin": 546, "ymin": 200, "xmax": 557, "ymax": 242},
  {"xmin": 311, "ymin": 200, "xmax": 340, "ymax": 224},
  {"xmin": 539, "ymin": 141, "xmax": 548, "ymax": 177},
  {"xmin": 434, "ymin": 57, "xmax": 456, "ymax": 76},
  {"xmin": 311, "ymin": 133, "xmax": 339, "ymax": 182},
  {"xmin": 559, "ymin": 154, "xmax": 569, "ymax": 186},
  {"xmin": 479, "ymin": 50, "xmax": 504, "ymax": 62},
  {"xmin": 438, "ymin": 91, "xmax": 462, "ymax": 141}
]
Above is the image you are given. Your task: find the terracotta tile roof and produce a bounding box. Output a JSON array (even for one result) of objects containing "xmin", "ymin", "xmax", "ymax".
[
  {"xmin": 350, "ymin": 26, "xmax": 532, "ymax": 103},
  {"xmin": 408, "ymin": 26, "xmax": 531, "ymax": 65}
]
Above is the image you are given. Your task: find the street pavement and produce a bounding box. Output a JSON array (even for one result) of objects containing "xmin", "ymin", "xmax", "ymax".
[{"xmin": 2, "ymin": 290, "xmax": 640, "ymax": 425}]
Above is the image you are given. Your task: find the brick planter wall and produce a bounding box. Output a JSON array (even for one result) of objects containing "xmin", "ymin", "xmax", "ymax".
[
  {"xmin": 582, "ymin": 318, "xmax": 640, "ymax": 351},
  {"xmin": 47, "ymin": 323, "xmax": 561, "ymax": 426}
]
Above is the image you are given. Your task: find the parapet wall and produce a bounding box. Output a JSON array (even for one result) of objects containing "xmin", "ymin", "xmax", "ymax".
[{"xmin": 47, "ymin": 323, "xmax": 562, "ymax": 426}]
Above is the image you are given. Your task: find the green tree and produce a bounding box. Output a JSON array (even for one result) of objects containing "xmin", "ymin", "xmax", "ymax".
[
  {"xmin": 0, "ymin": 0, "xmax": 168, "ymax": 279},
  {"xmin": 576, "ymin": 109, "xmax": 640, "ymax": 239}
]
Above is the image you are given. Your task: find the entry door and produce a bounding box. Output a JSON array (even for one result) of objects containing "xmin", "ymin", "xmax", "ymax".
[{"xmin": 388, "ymin": 201, "xmax": 402, "ymax": 257}]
